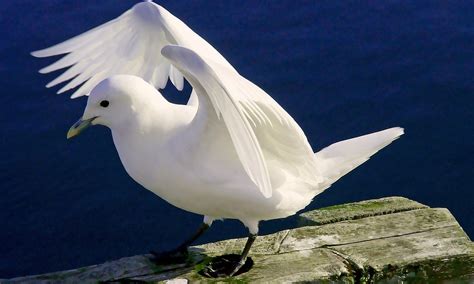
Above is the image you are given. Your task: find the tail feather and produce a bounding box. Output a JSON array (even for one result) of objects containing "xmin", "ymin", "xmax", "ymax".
[{"xmin": 315, "ymin": 127, "xmax": 404, "ymax": 189}]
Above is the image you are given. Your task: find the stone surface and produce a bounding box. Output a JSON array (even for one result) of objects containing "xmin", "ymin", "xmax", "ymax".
[{"xmin": 3, "ymin": 196, "xmax": 473, "ymax": 283}]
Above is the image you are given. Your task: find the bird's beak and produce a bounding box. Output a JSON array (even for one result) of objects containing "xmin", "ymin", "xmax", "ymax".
[{"xmin": 67, "ymin": 117, "xmax": 97, "ymax": 139}]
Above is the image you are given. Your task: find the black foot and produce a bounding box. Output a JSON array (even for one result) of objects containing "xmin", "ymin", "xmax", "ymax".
[
  {"xmin": 198, "ymin": 254, "xmax": 254, "ymax": 278},
  {"xmin": 149, "ymin": 248, "xmax": 188, "ymax": 265}
]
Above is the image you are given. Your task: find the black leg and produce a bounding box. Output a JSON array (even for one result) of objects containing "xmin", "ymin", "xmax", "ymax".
[
  {"xmin": 150, "ymin": 223, "xmax": 209, "ymax": 264},
  {"xmin": 230, "ymin": 233, "xmax": 257, "ymax": 276},
  {"xmin": 175, "ymin": 222, "xmax": 210, "ymax": 252},
  {"xmin": 200, "ymin": 233, "xmax": 257, "ymax": 278}
]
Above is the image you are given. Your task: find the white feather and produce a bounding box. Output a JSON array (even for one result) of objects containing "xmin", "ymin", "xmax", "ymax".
[
  {"xmin": 315, "ymin": 127, "xmax": 404, "ymax": 192},
  {"xmin": 32, "ymin": 2, "xmax": 233, "ymax": 97},
  {"xmin": 33, "ymin": 1, "xmax": 404, "ymax": 225},
  {"xmin": 162, "ymin": 45, "xmax": 275, "ymax": 197}
]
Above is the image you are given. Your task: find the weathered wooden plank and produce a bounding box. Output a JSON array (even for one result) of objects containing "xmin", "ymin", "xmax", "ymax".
[
  {"xmin": 180, "ymin": 248, "xmax": 350, "ymax": 283},
  {"xmin": 280, "ymin": 208, "xmax": 457, "ymax": 253},
  {"xmin": 4, "ymin": 197, "xmax": 473, "ymax": 283},
  {"xmin": 189, "ymin": 229, "xmax": 289, "ymax": 257},
  {"xmin": 3, "ymin": 255, "xmax": 175, "ymax": 284},
  {"xmin": 330, "ymin": 226, "xmax": 474, "ymax": 282},
  {"xmin": 299, "ymin": 196, "xmax": 427, "ymax": 225},
  {"xmin": 190, "ymin": 207, "xmax": 455, "ymax": 256}
]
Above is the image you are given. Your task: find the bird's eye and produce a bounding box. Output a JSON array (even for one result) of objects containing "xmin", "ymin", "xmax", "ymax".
[{"xmin": 100, "ymin": 100, "xmax": 109, "ymax": 108}]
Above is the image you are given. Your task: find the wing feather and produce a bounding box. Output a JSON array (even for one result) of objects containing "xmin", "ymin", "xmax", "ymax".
[
  {"xmin": 33, "ymin": 1, "xmax": 319, "ymax": 197},
  {"xmin": 32, "ymin": 2, "xmax": 233, "ymax": 97},
  {"xmin": 162, "ymin": 45, "xmax": 274, "ymax": 197}
]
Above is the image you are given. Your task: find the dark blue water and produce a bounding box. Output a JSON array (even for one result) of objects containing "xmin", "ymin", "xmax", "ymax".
[{"xmin": 1, "ymin": 0, "xmax": 473, "ymax": 278}]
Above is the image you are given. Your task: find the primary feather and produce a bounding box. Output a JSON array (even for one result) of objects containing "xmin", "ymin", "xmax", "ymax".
[{"xmin": 32, "ymin": 1, "xmax": 233, "ymax": 98}]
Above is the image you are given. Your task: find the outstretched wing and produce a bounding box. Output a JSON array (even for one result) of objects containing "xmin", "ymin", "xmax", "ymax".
[
  {"xmin": 31, "ymin": 1, "xmax": 234, "ymax": 98},
  {"xmin": 33, "ymin": 1, "xmax": 319, "ymax": 198},
  {"xmin": 162, "ymin": 45, "xmax": 319, "ymax": 198},
  {"xmin": 161, "ymin": 45, "xmax": 271, "ymax": 197}
]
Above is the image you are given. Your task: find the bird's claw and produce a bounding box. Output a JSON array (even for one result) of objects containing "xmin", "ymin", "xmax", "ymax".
[{"xmin": 198, "ymin": 254, "xmax": 253, "ymax": 278}]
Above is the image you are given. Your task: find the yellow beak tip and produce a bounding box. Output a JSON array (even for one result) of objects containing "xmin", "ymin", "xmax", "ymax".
[
  {"xmin": 66, "ymin": 132, "xmax": 75, "ymax": 139},
  {"xmin": 67, "ymin": 116, "xmax": 96, "ymax": 140}
]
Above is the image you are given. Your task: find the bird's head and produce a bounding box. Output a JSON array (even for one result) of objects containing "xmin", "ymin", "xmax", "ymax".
[{"xmin": 67, "ymin": 75, "xmax": 160, "ymax": 139}]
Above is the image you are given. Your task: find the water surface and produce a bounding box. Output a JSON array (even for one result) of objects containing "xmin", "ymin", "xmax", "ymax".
[{"xmin": 1, "ymin": 0, "xmax": 473, "ymax": 278}]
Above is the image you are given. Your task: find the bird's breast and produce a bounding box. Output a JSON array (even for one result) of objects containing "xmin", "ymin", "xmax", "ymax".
[{"xmin": 109, "ymin": 124, "xmax": 314, "ymax": 221}]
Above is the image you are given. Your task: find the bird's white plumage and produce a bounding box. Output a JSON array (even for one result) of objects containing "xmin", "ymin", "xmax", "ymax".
[
  {"xmin": 314, "ymin": 127, "xmax": 405, "ymax": 193},
  {"xmin": 32, "ymin": 1, "xmax": 404, "ymax": 233},
  {"xmin": 32, "ymin": 1, "xmax": 234, "ymax": 97},
  {"xmin": 33, "ymin": 1, "xmax": 275, "ymax": 198}
]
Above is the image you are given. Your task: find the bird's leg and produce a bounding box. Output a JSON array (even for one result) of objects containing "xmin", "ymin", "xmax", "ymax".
[
  {"xmin": 200, "ymin": 233, "xmax": 257, "ymax": 278},
  {"xmin": 150, "ymin": 222, "xmax": 209, "ymax": 264},
  {"xmin": 229, "ymin": 233, "xmax": 256, "ymax": 276}
]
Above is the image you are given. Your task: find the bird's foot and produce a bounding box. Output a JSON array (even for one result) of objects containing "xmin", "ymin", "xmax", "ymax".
[
  {"xmin": 198, "ymin": 254, "xmax": 253, "ymax": 278},
  {"xmin": 149, "ymin": 248, "xmax": 188, "ymax": 265}
]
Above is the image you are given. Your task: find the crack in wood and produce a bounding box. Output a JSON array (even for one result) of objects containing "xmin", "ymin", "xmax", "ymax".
[
  {"xmin": 321, "ymin": 224, "xmax": 458, "ymax": 249},
  {"xmin": 323, "ymin": 247, "xmax": 365, "ymax": 283},
  {"xmin": 275, "ymin": 230, "xmax": 291, "ymax": 254}
]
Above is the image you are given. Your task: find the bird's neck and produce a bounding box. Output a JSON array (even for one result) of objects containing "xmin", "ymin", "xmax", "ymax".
[
  {"xmin": 114, "ymin": 102, "xmax": 194, "ymax": 151},
  {"xmin": 113, "ymin": 94, "xmax": 192, "ymax": 140},
  {"xmin": 109, "ymin": 98, "xmax": 195, "ymax": 189}
]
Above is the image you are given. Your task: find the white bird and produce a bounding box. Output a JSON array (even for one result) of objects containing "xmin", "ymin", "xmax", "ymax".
[{"xmin": 32, "ymin": 1, "xmax": 404, "ymax": 277}]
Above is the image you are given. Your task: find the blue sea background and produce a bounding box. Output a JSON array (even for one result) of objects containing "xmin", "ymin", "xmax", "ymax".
[{"xmin": 1, "ymin": 0, "xmax": 473, "ymax": 278}]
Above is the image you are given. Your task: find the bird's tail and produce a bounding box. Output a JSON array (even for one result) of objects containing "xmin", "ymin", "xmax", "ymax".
[{"xmin": 314, "ymin": 127, "xmax": 404, "ymax": 190}]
